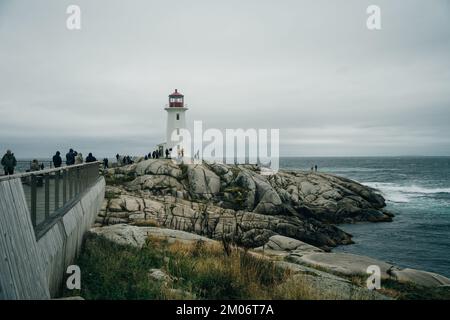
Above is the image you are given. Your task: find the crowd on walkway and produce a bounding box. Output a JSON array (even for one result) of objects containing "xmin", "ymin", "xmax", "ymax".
[
  {"xmin": 2, "ymin": 148, "xmax": 318, "ymax": 176},
  {"xmin": 1, "ymin": 148, "xmax": 101, "ymax": 176}
]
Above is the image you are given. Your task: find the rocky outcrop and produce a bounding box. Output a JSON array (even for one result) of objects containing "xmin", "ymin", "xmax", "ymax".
[
  {"xmin": 105, "ymin": 160, "xmax": 393, "ymax": 223},
  {"xmin": 101, "ymin": 160, "xmax": 394, "ymax": 249},
  {"xmin": 97, "ymin": 190, "xmax": 352, "ymax": 249}
]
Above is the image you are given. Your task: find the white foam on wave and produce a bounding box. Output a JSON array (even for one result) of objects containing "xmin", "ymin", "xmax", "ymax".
[{"xmin": 363, "ymin": 182, "xmax": 450, "ymax": 203}]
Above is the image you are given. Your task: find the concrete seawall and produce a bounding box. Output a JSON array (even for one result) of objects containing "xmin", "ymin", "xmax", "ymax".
[{"xmin": 0, "ymin": 176, "xmax": 105, "ymax": 299}]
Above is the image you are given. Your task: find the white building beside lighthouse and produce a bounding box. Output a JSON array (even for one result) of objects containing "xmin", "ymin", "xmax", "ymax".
[{"xmin": 159, "ymin": 89, "xmax": 188, "ymax": 157}]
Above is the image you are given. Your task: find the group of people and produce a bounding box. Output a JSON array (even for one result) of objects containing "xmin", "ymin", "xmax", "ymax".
[
  {"xmin": 311, "ymin": 164, "xmax": 319, "ymax": 172},
  {"xmin": 146, "ymin": 150, "xmax": 164, "ymax": 160},
  {"xmin": 0, "ymin": 148, "xmax": 101, "ymax": 176},
  {"xmin": 62, "ymin": 149, "xmax": 98, "ymax": 167},
  {"xmin": 143, "ymin": 148, "xmax": 184, "ymax": 161},
  {"xmin": 116, "ymin": 154, "xmax": 133, "ymax": 165}
]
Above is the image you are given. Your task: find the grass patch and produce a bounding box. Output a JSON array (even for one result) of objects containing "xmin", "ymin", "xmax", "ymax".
[{"xmin": 64, "ymin": 234, "xmax": 292, "ymax": 300}]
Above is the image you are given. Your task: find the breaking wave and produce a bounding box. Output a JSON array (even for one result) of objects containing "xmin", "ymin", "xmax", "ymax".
[{"xmin": 363, "ymin": 182, "xmax": 450, "ymax": 203}]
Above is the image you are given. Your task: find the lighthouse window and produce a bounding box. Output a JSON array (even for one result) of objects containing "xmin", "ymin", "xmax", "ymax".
[{"xmin": 176, "ymin": 114, "xmax": 180, "ymax": 120}]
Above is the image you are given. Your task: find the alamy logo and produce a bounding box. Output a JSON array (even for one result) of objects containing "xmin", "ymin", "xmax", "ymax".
[
  {"xmin": 169, "ymin": 121, "xmax": 279, "ymax": 174},
  {"xmin": 366, "ymin": 5, "xmax": 382, "ymax": 30},
  {"xmin": 366, "ymin": 265, "xmax": 381, "ymax": 290},
  {"xmin": 66, "ymin": 265, "xmax": 81, "ymax": 290},
  {"xmin": 66, "ymin": 5, "xmax": 81, "ymax": 30}
]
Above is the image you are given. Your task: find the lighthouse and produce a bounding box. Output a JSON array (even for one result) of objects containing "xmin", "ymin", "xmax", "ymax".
[{"xmin": 164, "ymin": 89, "xmax": 188, "ymax": 155}]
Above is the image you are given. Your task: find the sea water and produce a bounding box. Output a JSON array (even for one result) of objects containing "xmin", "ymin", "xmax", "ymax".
[{"xmin": 281, "ymin": 157, "xmax": 450, "ymax": 277}]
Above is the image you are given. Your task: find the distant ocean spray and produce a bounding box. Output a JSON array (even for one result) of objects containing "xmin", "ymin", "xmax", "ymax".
[{"xmin": 280, "ymin": 157, "xmax": 450, "ymax": 277}]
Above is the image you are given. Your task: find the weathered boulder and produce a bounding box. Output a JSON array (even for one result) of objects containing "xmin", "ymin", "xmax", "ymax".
[
  {"xmin": 291, "ymin": 252, "xmax": 450, "ymax": 288},
  {"xmin": 134, "ymin": 159, "xmax": 182, "ymax": 178},
  {"xmin": 389, "ymin": 267, "xmax": 450, "ymax": 288},
  {"xmin": 274, "ymin": 261, "xmax": 390, "ymax": 300},
  {"xmin": 186, "ymin": 164, "xmax": 221, "ymax": 199},
  {"xmin": 292, "ymin": 252, "xmax": 392, "ymax": 277},
  {"xmin": 209, "ymin": 162, "xmax": 235, "ymax": 185},
  {"xmin": 89, "ymin": 224, "xmax": 216, "ymax": 247},
  {"xmin": 254, "ymin": 235, "xmax": 323, "ymax": 257},
  {"xmin": 128, "ymin": 175, "xmax": 184, "ymax": 192}
]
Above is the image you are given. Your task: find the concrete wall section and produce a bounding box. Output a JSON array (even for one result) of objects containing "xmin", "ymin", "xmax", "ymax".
[
  {"xmin": 0, "ymin": 179, "xmax": 50, "ymax": 299},
  {"xmin": 0, "ymin": 177, "xmax": 105, "ymax": 299}
]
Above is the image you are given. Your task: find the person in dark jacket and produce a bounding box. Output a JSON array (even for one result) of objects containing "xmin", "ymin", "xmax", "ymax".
[
  {"xmin": 165, "ymin": 149, "xmax": 169, "ymax": 159},
  {"xmin": 1, "ymin": 150, "xmax": 17, "ymax": 175},
  {"xmin": 52, "ymin": 151, "xmax": 62, "ymax": 168},
  {"xmin": 66, "ymin": 149, "xmax": 75, "ymax": 166},
  {"xmin": 103, "ymin": 158, "xmax": 109, "ymax": 169},
  {"xmin": 86, "ymin": 153, "xmax": 97, "ymax": 163}
]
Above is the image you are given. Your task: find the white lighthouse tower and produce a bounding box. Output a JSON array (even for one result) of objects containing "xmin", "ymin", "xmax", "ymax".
[{"xmin": 164, "ymin": 89, "xmax": 188, "ymax": 155}]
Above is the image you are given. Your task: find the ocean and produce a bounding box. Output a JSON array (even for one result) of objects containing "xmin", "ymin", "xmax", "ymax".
[{"xmin": 280, "ymin": 157, "xmax": 450, "ymax": 277}]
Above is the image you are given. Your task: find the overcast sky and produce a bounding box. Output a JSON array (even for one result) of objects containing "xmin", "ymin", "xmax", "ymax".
[{"xmin": 1, "ymin": 0, "xmax": 450, "ymax": 158}]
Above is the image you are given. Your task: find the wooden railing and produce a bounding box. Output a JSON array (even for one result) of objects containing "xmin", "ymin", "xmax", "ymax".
[{"xmin": 0, "ymin": 162, "xmax": 101, "ymax": 234}]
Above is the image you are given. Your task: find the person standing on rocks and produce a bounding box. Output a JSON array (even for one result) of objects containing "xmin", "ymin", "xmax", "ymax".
[
  {"xmin": 165, "ymin": 149, "xmax": 169, "ymax": 159},
  {"xmin": 315, "ymin": 164, "xmax": 318, "ymax": 172},
  {"xmin": 1, "ymin": 150, "xmax": 17, "ymax": 175},
  {"xmin": 103, "ymin": 158, "xmax": 109, "ymax": 169}
]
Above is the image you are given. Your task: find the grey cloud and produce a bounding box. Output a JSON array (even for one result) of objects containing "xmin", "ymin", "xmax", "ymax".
[{"xmin": 0, "ymin": 0, "xmax": 449, "ymax": 158}]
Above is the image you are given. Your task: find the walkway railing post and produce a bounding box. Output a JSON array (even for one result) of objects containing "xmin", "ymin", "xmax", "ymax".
[
  {"xmin": 55, "ymin": 171, "xmax": 60, "ymax": 211},
  {"xmin": 63, "ymin": 169, "xmax": 67, "ymax": 205},
  {"xmin": 69, "ymin": 169, "xmax": 73, "ymax": 199},
  {"xmin": 30, "ymin": 175, "xmax": 37, "ymax": 227},
  {"xmin": 44, "ymin": 173, "xmax": 50, "ymax": 219}
]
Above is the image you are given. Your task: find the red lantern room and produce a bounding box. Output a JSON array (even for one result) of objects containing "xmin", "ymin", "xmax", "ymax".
[{"xmin": 169, "ymin": 89, "xmax": 184, "ymax": 108}]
